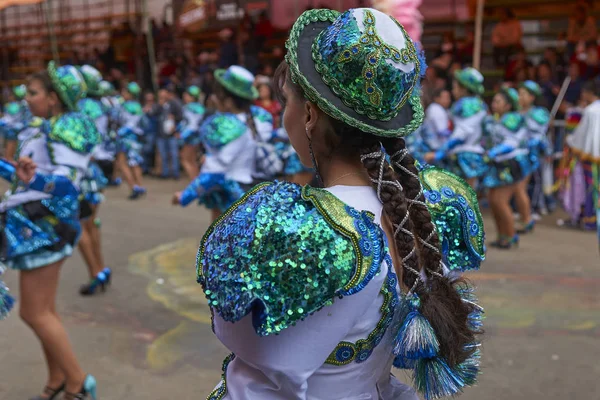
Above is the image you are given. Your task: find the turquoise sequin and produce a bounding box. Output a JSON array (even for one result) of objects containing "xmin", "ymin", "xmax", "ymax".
[
  {"xmin": 501, "ymin": 112, "xmax": 525, "ymax": 132},
  {"xmin": 123, "ymin": 101, "xmax": 143, "ymax": 116},
  {"xmin": 78, "ymin": 98, "xmax": 105, "ymax": 120},
  {"xmin": 197, "ymin": 182, "xmax": 385, "ymax": 337},
  {"xmin": 529, "ymin": 107, "xmax": 550, "ymax": 126},
  {"xmin": 250, "ymin": 105, "xmax": 273, "ymax": 124},
  {"xmin": 186, "ymin": 102, "xmax": 206, "ymax": 115},
  {"xmin": 48, "ymin": 112, "xmax": 100, "ymax": 154},
  {"xmin": 451, "ymin": 96, "xmax": 485, "ymax": 119},
  {"xmin": 4, "ymin": 102, "xmax": 21, "ymax": 116},
  {"xmin": 200, "ymin": 113, "xmax": 247, "ymax": 150}
]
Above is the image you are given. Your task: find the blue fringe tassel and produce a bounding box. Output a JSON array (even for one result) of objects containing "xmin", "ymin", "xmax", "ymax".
[
  {"xmin": 393, "ymin": 354, "xmax": 416, "ymax": 369},
  {"xmin": 413, "ymin": 357, "xmax": 465, "ymax": 400},
  {"xmin": 394, "ymin": 310, "xmax": 440, "ymax": 360},
  {"xmin": 0, "ymin": 279, "xmax": 14, "ymax": 320}
]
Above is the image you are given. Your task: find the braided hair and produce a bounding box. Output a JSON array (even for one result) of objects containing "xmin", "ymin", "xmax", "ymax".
[{"xmin": 275, "ymin": 61, "xmax": 479, "ymax": 367}]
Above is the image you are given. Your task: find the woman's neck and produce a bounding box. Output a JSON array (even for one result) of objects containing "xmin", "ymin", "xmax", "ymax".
[
  {"xmin": 318, "ymin": 153, "xmax": 371, "ymax": 188},
  {"xmin": 521, "ymin": 104, "xmax": 532, "ymax": 112}
]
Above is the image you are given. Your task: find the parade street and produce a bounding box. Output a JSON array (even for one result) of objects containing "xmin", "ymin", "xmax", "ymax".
[{"xmin": 1, "ymin": 178, "xmax": 598, "ymax": 400}]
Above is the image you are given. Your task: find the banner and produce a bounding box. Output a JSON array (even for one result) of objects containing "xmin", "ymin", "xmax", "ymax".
[
  {"xmin": 179, "ymin": 0, "xmax": 270, "ymax": 33},
  {"xmin": 0, "ymin": 0, "xmax": 44, "ymax": 11}
]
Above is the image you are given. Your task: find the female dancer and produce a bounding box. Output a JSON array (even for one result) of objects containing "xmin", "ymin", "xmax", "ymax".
[
  {"xmin": 417, "ymin": 88, "xmax": 452, "ymax": 165},
  {"xmin": 77, "ymin": 65, "xmax": 111, "ymax": 295},
  {"xmin": 0, "ymin": 266, "xmax": 14, "ymax": 319},
  {"xmin": 115, "ymin": 82, "xmax": 146, "ymax": 200},
  {"xmin": 518, "ymin": 80, "xmax": 550, "ymax": 232},
  {"xmin": 178, "ymin": 85, "xmax": 205, "ymax": 179},
  {"xmin": 428, "ymin": 68, "xmax": 487, "ymax": 188},
  {"xmin": 0, "ymin": 85, "xmax": 31, "ymax": 160},
  {"xmin": 0, "ymin": 62, "xmax": 98, "ymax": 399},
  {"xmin": 172, "ymin": 66, "xmax": 274, "ymax": 221},
  {"xmin": 96, "ymin": 80, "xmax": 120, "ymax": 187},
  {"xmin": 197, "ymin": 9, "xmax": 482, "ymax": 400},
  {"xmin": 483, "ymin": 87, "xmax": 529, "ymax": 249}
]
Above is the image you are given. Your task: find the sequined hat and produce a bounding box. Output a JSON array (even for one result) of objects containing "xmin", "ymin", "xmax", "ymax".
[
  {"xmin": 78, "ymin": 65, "xmax": 103, "ymax": 97},
  {"xmin": 214, "ymin": 65, "xmax": 259, "ymax": 100},
  {"xmin": 99, "ymin": 80, "xmax": 115, "ymax": 96},
  {"xmin": 48, "ymin": 61, "xmax": 87, "ymax": 112},
  {"xmin": 126, "ymin": 82, "xmax": 141, "ymax": 97},
  {"xmin": 520, "ymin": 80, "xmax": 542, "ymax": 97},
  {"xmin": 285, "ymin": 8, "xmax": 425, "ymax": 138},
  {"xmin": 186, "ymin": 85, "xmax": 201, "ymax": 99},
  {"xmin": 501, "ymin": 87, "xmax": 520, "ymax": 111},
  {"xmin": 454, "ymin": 67, "xmax": 484, "ymax": 96},
  {"xmin": 13, "ymin": 85, "xmax": 26, "ymax": 100}
]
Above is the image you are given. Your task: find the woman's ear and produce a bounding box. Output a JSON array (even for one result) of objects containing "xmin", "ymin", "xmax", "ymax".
[{"xmin": 304, "ymin": 101, "xmax": 320, "ymax": 139}]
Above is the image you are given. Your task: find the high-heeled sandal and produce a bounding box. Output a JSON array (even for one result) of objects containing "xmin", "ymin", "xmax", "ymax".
[
  {"xmin": 517, "ymin": 220, "xmax": 535, "ymax": 234},
  {"xmin": 79, "ymin": 270, "xmax": 110, "ymax": 296},
  {"xmin": 29, "ymin": 383, "xmax": 65, "ymax": 400},
  {"xmin": 63, "ymin": 375, "xmax": 97, "ymax": 400},
  {"xmin": 490, "ymin": 235, "xmax": 519, "ymax": 250}
]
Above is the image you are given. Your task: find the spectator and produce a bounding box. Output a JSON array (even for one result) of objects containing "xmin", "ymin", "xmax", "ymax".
[
  {"xmin": 564, "ymin": 62, "xmax": 584, "ymax": 106},
  {"xmin": 254, "ymin": 83, "xmax": 282, "ymax": 128},
  {"xmin": 437, "ymin": 32, "xmax": 456, "ymax": 58},
  {"xmin": 582, "ymin": 43, "xmax": 600, "ymax": 80},
  {"xmin": 218, "ymin": 28, "xmax": 239, "ymax": 68},
  {"xmin": 457, "ymin": 30, "xmax": 474, "ymax": 65},
  {"xmin": 541, "ymin": 47, "xmax": 566, "ymax": 82},
  {"xmin": 255, "ymin": 11, "xmax": 274, "ymax": 50},
  {"xmin": 239, "ymin": 30, "xmax": 260, "ymax": 74},
  {"xmin": 492, "ymin": 8, "xmax": 523, "ymax": 67},
  {"xmin": 141, "ymin": 91, "xmax": 160, "ymax": 174},
  {"xmin": 505, "ymin": 48, "xmax": 532, "ymax": 82},
  {"xmin": 156, "ymin": 88, "xmax": 183, "ymax": 180},
  {"xmin": 567, "ymin": 5, "xmax": 597, "ymax": 58},
  {"xmin": 200, "ymin": 68, "xmax": 215, "ymax": 105},
  {"xmin": 537, "ymin": 63, "xmax": 559, "ymax": 109}
]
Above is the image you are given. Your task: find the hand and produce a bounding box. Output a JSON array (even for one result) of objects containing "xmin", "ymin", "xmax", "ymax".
[
  {"xmin": 171, "ymin": 191, "xmax": 182, "ymax": 206},
  {"xmin": 424, "ymin": 152, "xmax": 436, "ymax": 163},
  {"xmin": 16, "ymin": 157, "xmax": 36, "ymax": 183}
]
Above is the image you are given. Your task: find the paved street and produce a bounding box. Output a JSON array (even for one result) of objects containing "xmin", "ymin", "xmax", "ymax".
[{"xmin": 1, "ymin": 178, "xmax": 598, "ymax": 400}]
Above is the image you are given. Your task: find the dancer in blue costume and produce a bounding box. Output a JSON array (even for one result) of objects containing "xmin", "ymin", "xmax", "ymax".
[
  {"xmin": 178, "ymin": 85, "xmax": 205, "ymax": 179},
  {"xmin": 482, "ymin": 87, "xmax": 530, "ymax": 249},
  {"xmin": 0, "ymin": 62, "xmax": 98, "ymax": 399},
  {"xmin": 77, "ymin": 65, "xmax": 111, "ymax": 295},
  {"xmin": 97, "ymin": 80, "xmax": 121, "ymax": 186},
  {"xmin": 427, "ymin": 68, "xmax": 487, "ymax": 188},
  {"xmin": 518, "ymin": 80, "xmax": 551, "ymax": 229},
  {"xmin": 115, "ymin": 82, "xmax": 146, "ymax": 199},
  {"xmin": 172, "ymin": 66, "xmax": 274, "ymax": 221},
  {"xmin": 0, "ymin": 265, "xmax": 14, "ymax": 320},
  {"xmin": 197, "ymin": 9, "xmax": 483, "ymax": 400},
  {"xmin": 415, "ymin": 88, "xmax": 452, "ymax": 164},
  {"xmin": 1, "ymin": 84, "xmax": 32, "ymax": 160}
]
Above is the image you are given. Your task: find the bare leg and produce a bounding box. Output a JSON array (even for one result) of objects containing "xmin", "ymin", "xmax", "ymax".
[
  {"xmin": 19, "ymin": 260, "xmax": 86, "ymax": 395},
  {"xmin": 514, "ymin": 177, "xmax": 532, "ymax": 225},
  {"xmin": 5, "ymin": 140, "xmax": 17, "ymax": 161},
  {"xmin": 89, "ymin": 205, "xmax": 104, "ymax": 272},
  {"xmin": 466, "ymin": 178, "xmax": 477, "ymax": 190},
  {"xmin": 117, "ymin": 153, "xmax": 135, "ymax": 190},
  {"xmin": 132, "ymin": 166, "xmax": 144, "ymax": 187},
  {"xmin": 78, "ymin": 220, "xmax": 102, "ymax": 279},
  {"xmin": 180, "ymin": 145, "xmax": 199, "ymax": 180},
  {"xmin": 493, "ymin": 185, "xmax": 517, "ymax": 238}
]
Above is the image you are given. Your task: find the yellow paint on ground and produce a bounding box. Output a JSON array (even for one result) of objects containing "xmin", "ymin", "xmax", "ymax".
[{"xmin": 146, "ymin": 321, "xmax": 191, "ymax": 370}]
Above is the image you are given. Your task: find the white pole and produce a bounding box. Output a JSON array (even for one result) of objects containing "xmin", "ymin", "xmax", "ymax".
[
  {"xmin": 473, "ymin": 0, "xmax": 485, "ymax": 70},
  {"xmin": 142, "ymin": 0, "xmax": 158, "ymax": 93}
]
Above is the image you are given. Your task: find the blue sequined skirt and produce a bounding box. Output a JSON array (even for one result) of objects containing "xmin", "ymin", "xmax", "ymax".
[
  {"xmin": 199, "ymin": 180, "xmax": 249, "ymax": 212},
  {"xmin": 0, "ymin": 266, "xmax": 14, "ymax": 319},
  {"xmin": 445, "ymin": 152, "xmax": 487, "ymax": 179},
  {"xmin": 179, "ymin": 129, "xmax": 202, "ymax": 147},
  {"xmin": 482, "ymin": 158, "xmax": 525, "ymax": 189},
  {"xmin": 527, "ymin": 144, "xmax": 544, "ymax": 172},
  {"xmin": 117, "ymin": 134, "xmax": 144, "ymax": 167},
  {"xmin": 0, "ymin": 198, "xmax": 80, "ymax": 270},
  {"xmin": 80, "ymin": 162, "xmax": 108, "ymax": 205}
]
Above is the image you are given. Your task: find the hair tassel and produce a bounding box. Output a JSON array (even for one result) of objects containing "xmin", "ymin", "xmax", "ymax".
[
  {"xmin": 394, "ymin": 309, "xmax": 440, "ymax": 360},
  {"xmin": 412, "ymin": 357, "xmax": 466, "ymax": 400}
]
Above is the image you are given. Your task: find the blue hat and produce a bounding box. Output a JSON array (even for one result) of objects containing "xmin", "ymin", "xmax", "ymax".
[
  {"xmin": 48, "ymin": 61, "xmax": 87, "ymax": 111},
  {"xmin": 214, "ymin": 66, "xmax": 258, "ymax": 100},
  {"xmin": 186, "ymin": 85, "xmax": 201, "ymax": 99},
  {"xmin": 99, "ymin": 80, "xmax": 115, "ymax": 96},
  {"xmin": 285, "ymin": 8, "xmax": 425, "ymax": 138},
  {"xmin": 126, "ymin": 82, "xmax": 141, "ymax": 97},
  {"xmin": 520, "ymin": 80, "xmax": 542, "ymax": 97},
  {"xmin": 13, "ymin": 85, "xmax": 26, "ymax": 100},
  {"xmin": 501, "ymin": 87, "xmax": 520, "ymax": 111},
  {"xmin": 454, "ymin": 67, "xmax": 485, "ymax": 96}
]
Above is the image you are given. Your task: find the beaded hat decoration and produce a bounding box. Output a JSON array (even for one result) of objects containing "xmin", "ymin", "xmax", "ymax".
[
  {"xmin": 286, "ymin": 8, "xmax": 426, "ymax": 138},
  {"xmin": 214, "ymin": 65, "xmax": 259, "ymax": 100},
  {"xmin": 520, "ymin": 80, "xmax": 542, "ymax": 97},
  {"xmin": 78, "ymin": 65, "xmax": 103, "ymax": 97},
  {"xmin": 186, "ymin": 85, "xmax": 201, "ymax": 99},
  {"xmin": 501, "ymin": 87, "xmax": 521, "ymax": 111},
  {"xmin": 126, "ymin": 82, "xmax": 141, "ymax": 97},
  {"xmin": 454, "ymin": 67, "xmax": 484, "ymax": 96},
  {"xmin": 13, "ymin": 85, "xmax": 26, "ymax": 100},
  {"xmin": 48, "ymin": 61, "xmax": 88, "ymax": 112},
  {"xmin": 99, "ymin": 80, "xmax": 115, "ymax": 96}
]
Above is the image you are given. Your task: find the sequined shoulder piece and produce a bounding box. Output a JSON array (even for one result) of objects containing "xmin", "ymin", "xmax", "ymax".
[
  {"xmin": 250, "ymin": 105, "xmax": 274, "ymax": 124},
  {"xmin": 47, "ymin": 112, "xmax": 100, "ymax": 154},
  {"xmin": 4, "ymin": 102, "xmax": 21, "ymax": 116},
  {"xmin": 123, "ymin": 101, "xmax": 143, "ymax": 116},
  {"xmin": 197, "ymin": 181, "xmax": 385, "ymax": 336},
  {"xmin": 187, "ymin": 102, "xmax": 206, "ymax": 115},
  {"xmin": 452, "ymin": 96, "xmax": 484, "ymax": 119},
  {"xmin": 200, "ymin": 112, "xmax": 247, "ymax": 149},
  {"xmin": 529, "ymin": 107, "xmax": 550, "ymax": 126},
  {"xmin": 419, "ymin": 165, "xmax": 485, "ymax": 271},
  {"xmin": 29, "ymin": 117, "xmax": 44, "ymax": 128},
  {"xmin": 501, "ymin": 112, "xmax": 524, "ymax": 132},
  {"xmin": 78, "ymin": 98, "xmax": 104, "ymax": 120}
]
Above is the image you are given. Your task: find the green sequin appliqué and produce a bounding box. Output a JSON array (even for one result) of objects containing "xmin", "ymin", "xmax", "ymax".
[
  {"xmin": 78, "ymin": 98, "xmax": 104, "ymax": 120},
  {"xmin": 4, "ymin": 102, "xmax": 21, "ymax": 116},
  {"xmin": 123, "ymin": 101, "xmax": 143, "ymax": 116},
  {"xmin": 451, "ymin": 96, "xmax": 485, "ymax": 119},
  {"xmin": 187, "ymin": 102, "xmax": 206, "ymax": 115},
  {"xmin": 501, "ymin": 112, "xmax": 524, "ymax": 132},
  {"xmin": 530, "ymin": 107, "xmax": 549, "ymax": 126},
  {"xmin": 200, "ymin": 113, "xmax": 247, "ymax": 150},
  {"xmin": 206, "ymin": 353, "xmax": 235, "ymax": 400},
  {"xmin": 48, "ymin": 112, "xmax": 101, "ymax": 154}
]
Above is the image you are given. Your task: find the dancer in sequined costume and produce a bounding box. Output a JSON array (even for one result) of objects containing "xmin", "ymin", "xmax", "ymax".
[
  {"xmin": 482, "ymin": 87, "xmax": 530, "ymax": 249},
  {"xmin": 0, "ymin": 62, "xmax": 98, "ymax": 399},
  {"xmin": 96, "ymin": 80, "xmax": 122, "ymax": 187},
  {"xmin": 178, "ymin": 85, "xmax": 205, "ymax": 179},
  {"xmin": 172, "ymin": 66, "xmax": 274, "ymax": 221},
  {"xmin": 197, "ymin": 9, "xmax": 483, "ymax": 400},
  {"xmin": 0, "ymin": 85, "xmax": 31, "ymax": 161},
  {"xmin": 77, "ymin": 65, "xmax": 112, "ymax": 296}
]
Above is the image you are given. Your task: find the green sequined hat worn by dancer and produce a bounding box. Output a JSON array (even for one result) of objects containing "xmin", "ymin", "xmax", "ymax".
[
  {"xmin": 48, "ymin": 61, "xmax": 88, "ymax": 111},
  {"xmin": 78, "ymin": 65, "xmax": 104, "ymax": 97}
]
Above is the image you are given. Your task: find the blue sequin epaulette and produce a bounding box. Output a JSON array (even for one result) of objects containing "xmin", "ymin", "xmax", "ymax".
[
  {"xmin": 250, "ymin": 105, "xmax": 274, "ymax": 124},
  {"xmin": 197, "ymin": 181, "xmax": 385, "ymax": 336},
  {"xmin": 200, "ymin": 112, "xmax": 247, "ymax": 149},
  {"xmin": 186, "ymin": 102, "xmax": 205, "ymax": 115},
  {"xmin": 47, "ymin": 112, "xmax": 101, "ymax": 154},
  {"xmin": 419, "ymin": 165, "xmax": 485, "ymax": 271},
  {"xmin": 528, "ymin": 107, "xmax": 550, "ymax": 126},
  {"xmin": 78, "ymin": 98, "xmax": 105, "ymax": 120},
  {"xmin": 501, "ymin": 112, "xmax": 524, "ymax": 132},
  {"xmin": 4, "ymin": 102, "xmax": 21, "ymax": 116},
  {"xmin": 451, "ymin": 96, "xmax": 485, "ymax": 119},
  {"xmin": 123, "ymin": 101, "xmax": 143, "ymax": 116}
]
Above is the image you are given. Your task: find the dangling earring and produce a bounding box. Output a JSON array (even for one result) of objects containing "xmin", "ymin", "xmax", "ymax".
[{"xmin": 307, "ymin": 128, "xmax": 323, "ymax": 186}]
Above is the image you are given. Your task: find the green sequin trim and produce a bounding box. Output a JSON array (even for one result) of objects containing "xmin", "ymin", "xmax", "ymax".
[
  {"xmin": 325, "ymin": 272, "xmax": 395, "ymax": 366},
  {"xmin": 206, "ymin": 353, "xmax": 235, "ymax": 400},
  {"xmin": 285, "ymin": 9, "xmax": 424, "ymax": 138},
  {"xmin": 4, "ymin": 102, "xmax": 20, "ymax": 116},
  {"xmin": 501, "ymin": 112, "xmax": 523, "ymax": 132},
  {"xmin": 48, "ymin": 61, "xmax": 86, "ymax": 112}
]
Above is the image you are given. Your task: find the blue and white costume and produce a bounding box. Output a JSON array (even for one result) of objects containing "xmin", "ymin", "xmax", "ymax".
[
  {"xmin": 523, "ymin": 106, "xmax": 551, "ymax": 172},
  {"xmin": 0, "ymin": 113, "xmax": 99, "ymax": 270},
  {"xmin": 115, "ymin": 100, "xmax": 144, "ymax": 167},
  {"xmin": 0, "ymin": 265, "xmax": 14, "ymax": 319},
  {"xmin": 178, "ymin": 102, "xmax": 206, "ymax": 146},
  {"xmin": 0, "ymin": 99, "xmax": 31, "ymax": 143},
  {"xmin": 273, "ymin": 127, "xmax": 313, "ymax": 176},
  {"xmin": 482, "ymin": 112, "xmax": 529, "ymax": 188}
]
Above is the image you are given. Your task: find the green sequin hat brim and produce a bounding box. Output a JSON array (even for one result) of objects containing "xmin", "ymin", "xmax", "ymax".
[
  {"xmin": 519, "ymin": 81, "xmax": 542, "ymax": 97},
  {"xmin": 48, "ymin": 61, "xmax": 87, "ymax": 112},
  {"xmin": 285, "ymin": 9, "xmax": 423, "ymax": 138},
  {"xmin": 186, "ymin": 85, "xmax": 202, "ymax": 99},
  {"xmin": 13, "ymin": 85, "xmax": 26, "ymax": 100},
  {"xmin": 500, "ymin": 87, "xmax": 521, "ymax": 112},
  {"xmin": 453, "ymin": 69, "xmax": 484, "ymax": 96},
  {"xmin": 214, "ymin": 69, "xmax": 259, "ymax": 100}
]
